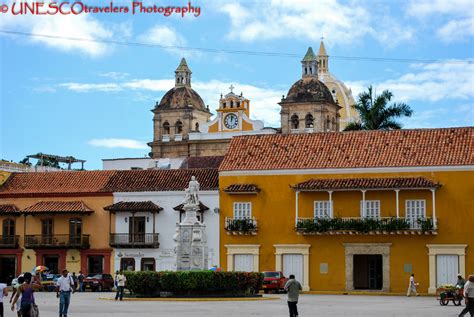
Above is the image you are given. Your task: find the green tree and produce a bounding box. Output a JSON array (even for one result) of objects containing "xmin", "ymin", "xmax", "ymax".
[{"xmin": 344, "ymin": 86, "xmax": 413, "ymax": 131}]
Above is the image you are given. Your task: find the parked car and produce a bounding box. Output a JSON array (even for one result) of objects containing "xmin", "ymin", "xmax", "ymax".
[
  {"xmin": 83, "ymin": 273, "xmax": 114, "ymax": 292},
  {"xmin": 261, "ymin": 271, "xmax": 288, "ymax": 293},
  {"xmin": 41, "ymin": 274, "xmax": 61, "ymax": 292}
]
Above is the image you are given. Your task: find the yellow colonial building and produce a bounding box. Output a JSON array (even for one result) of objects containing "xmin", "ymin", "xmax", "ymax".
[{"xmin": 219, "ymin": 127, "xmax": 473, "ymax": 293}]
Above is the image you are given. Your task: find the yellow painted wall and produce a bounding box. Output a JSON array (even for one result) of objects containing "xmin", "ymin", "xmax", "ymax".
[
  {"xmin": 0, "ymin": 195, "xmax": 114, "ymax": 273},
  {"xmin": 66, "ymin": 249, "xmax": 82, "ymax": 273},
  {"xmin": 219, "ymin": 170, "xmax": 474, "ymax": 293}
]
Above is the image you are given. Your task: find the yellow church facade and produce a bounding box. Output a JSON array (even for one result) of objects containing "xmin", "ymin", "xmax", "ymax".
[{"xmin": 218, "ymin": 127, "xmax": 473, "ymax": 293}]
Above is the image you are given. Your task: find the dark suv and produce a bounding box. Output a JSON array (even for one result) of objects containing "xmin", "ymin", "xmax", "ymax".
[{"xmin": 83, "ymin": 273, "xmax": 114, "ymax": 292}]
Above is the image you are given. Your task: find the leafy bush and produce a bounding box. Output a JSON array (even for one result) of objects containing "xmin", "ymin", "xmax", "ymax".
[
  {"xmin": 296, "ymin": 217, "xmax": 411, "ymax": 233},
  {"xmin": 225, "ymin": 218, "xmax": 257, "ymax": 232},
  {"xmin": 125, "ymin": 271, "xmax": 263, "ymax": 296}
]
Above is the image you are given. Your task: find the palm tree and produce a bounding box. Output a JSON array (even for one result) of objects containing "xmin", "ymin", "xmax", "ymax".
[{"xmin": 344, "ymin": 86, "xmax": 413, "ymax": 131}]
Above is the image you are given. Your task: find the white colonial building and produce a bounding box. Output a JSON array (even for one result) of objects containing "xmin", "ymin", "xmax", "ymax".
[{"xmin": 103, "ymin": 169, "xmax": 220, "ymax": 272}]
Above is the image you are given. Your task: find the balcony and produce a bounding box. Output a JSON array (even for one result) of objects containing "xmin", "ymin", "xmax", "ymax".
[
  {"xmin": 295, "ymin": 217, "xmax": 437, "ymax": 235},
  {"xmin": 162, "ymin": 134, "xmax": 170, "ymax": 142},
  {"xmin": 0, "ymin": 235, "xmax": 19, "ymax": 248},
  {"xmin": 24, "ymin": 235, "xmax": 90, "ymax": 249},
  {"xmin": 109, "ymin": 233, "xmax": 160, "ymax": 248},
  {"xmin": 174, "ymin": 134, "xmax": 183, "ymax": 141},
  {"xmin": 224, "ymin": 217, "xmax": 258, "ymax": 235}
]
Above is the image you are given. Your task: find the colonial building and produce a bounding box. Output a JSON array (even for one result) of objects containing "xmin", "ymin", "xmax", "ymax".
[
  {"xmin": 0, "ymin": 169, "xmax": 219, "ymax": 282},
  {"xmin": 218, "ymin": 127, "xmax": 473, "ymax": 293},
  {"xmin": 280, "ymin": 46, "xmax": 341, "ymax": 134},
  {"xmin": 104, "ymin": 169, "xmax": 219, "ymax": 272},
  {"xmin": 0, "ymin": 171, "xmax": 116, "ymax": 283}
]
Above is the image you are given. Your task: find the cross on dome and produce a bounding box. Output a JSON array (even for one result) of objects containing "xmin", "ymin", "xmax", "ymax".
[{"xmin": 229, "ymin": 85, "xmax": 235, "ymax": 93}]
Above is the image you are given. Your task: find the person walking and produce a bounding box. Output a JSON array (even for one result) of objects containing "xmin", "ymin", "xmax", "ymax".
[
  {"xmin": 458, "ymin": 274, "xmax": 467, "ymax": 289},
  {"xmin": 114, "ymin": 272, "xmax": 126, "ymax": 301},
  {"xmin": 77, "ymin": 272, "xmax": 85, "ymax": 292},
  {"xmin": 459, "ymin": 275, "xmax": 474, "ymax": 317},
  {"xmin": 0, "ymin": 279, "xmax": 8, "ymax": 317},
  {"xmin": 10, "ymin": 276, "xmax": 25, "ymax": 317},
  {"xmin": 56, "ymin": 269, "xmax": 76, "ymax": 317},
  {"xmin": 407, "ymin": 273, "xmax": 419, "ymax": 297},
  {"xmin": 284, "ymin": 274, "xmax": 302, "ymax": 317},
  {"xmin": 11, "ymin": 272, "xmax": 42, "ymax": 317}
]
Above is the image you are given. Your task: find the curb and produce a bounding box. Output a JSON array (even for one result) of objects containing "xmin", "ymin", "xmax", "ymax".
[{"xmin": 98, "ymin": 296, "xmax": 279, "ymax": 302}]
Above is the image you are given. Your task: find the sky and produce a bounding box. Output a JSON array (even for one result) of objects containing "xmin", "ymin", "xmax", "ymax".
[{"xmin": 0, "ymin": 0, "xmax": 473, "ymax": 170}]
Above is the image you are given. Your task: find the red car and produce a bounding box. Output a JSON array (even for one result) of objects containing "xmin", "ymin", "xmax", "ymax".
[
  {"xmin": 261, "ymin": 271, "xmax": 288, "ymax": 293},
  {"xmin": 83, "ymin": 273, "xmax": 114, "ymax": 292}
]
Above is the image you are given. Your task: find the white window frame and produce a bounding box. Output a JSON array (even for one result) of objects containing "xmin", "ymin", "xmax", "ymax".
[
  {"xmin": 360, "ymin": 200, "xmax": 380, "ymax": 218},
  {"xmin": 405, "ymin": 200, "xmax": 426, "ymax": 229},
  {"xmin": 233, "ymin": 202, "xmax": 252, "ymax": 219},
  {"xmin": 314, "ymin": 201, "xmax": 331, "ymax": 218}
]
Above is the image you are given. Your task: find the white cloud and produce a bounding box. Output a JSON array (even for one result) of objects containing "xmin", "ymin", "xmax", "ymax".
[
  {"xmin": 137, "ymin": 25, "xmax": 190, "ymax": 56},
  {"xmin": 217, "ymin": 0, "xmax": 410, "ymax": 47},
  {"xmin": 59, "ymin": 82, "xmax": 122, "ymax": 92},
  {"xmin": 406, "ymin": 0, "xmax": 474, "ymax": 42},
  {"xmin": 88, "ymin": 138, "xmax": 148, "ymax": 150},
  {"xmin": 347, "ymin": 60, "xmax": 474, "ymax": 103},
  {"xmin": 0, "ymin": 1, "xmax": 127, "ymax": 56},
  {"xmin": 437, "ymin": 18, "xmax": 474, "ymax": 43},
  {"xmin": 99, "ymin": 72, "xmax": 130, "ymax": 80}
]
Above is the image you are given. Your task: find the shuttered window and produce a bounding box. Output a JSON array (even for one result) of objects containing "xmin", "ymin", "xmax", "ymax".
[
  {"xmin": 314, "ymin": 201, "xmax": 331, "ymax": 218},
  {"xmin": 233, "ymin": 202, "xmax": 252, "ymax": 219}
]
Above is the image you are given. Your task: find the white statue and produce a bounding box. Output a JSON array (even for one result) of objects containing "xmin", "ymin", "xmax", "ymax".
[
  {"xmin": 182, "ymin": 188, "xmax": 192, "ymax": 206},
  {"xmin": 188, "ymin": 176, "xmax": 200, "ymax": 205}
]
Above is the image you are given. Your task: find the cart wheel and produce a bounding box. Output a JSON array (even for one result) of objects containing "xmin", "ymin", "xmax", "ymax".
[
  {"xmin": 454, "ymin": 299, "xmax": 462, "ymax": 306},
  {"xmin": 440, "ymin": 298, "xmax": 449, "ymax": 306}
]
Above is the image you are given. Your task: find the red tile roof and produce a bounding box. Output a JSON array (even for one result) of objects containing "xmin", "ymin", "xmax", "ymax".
[
  {"xmin": 0, "ymin": 168, "xmax": 219, "ymax": 196},
  {"xmin": 292, "ymin": 177, "xmax": 440, "ymax": 191},
  {"xmin": 0, "ymin": 170, "xmax": 117, "ymax": 197},
  {"xmin": 173, "ymin": 201, "xmax": 210, "ymax": 212},
  {"xmin": 103, "ymin": 168, "xmax": 219, "ymax": 192},
  {"xmin": 181, "ymin": 156, "xmax": 224, "ymax": 169},
  {"xmin": 104, "ymin": 201, "xmax": 162, "ymax": 212},
  {"xmin": 22, "ymin": 201, "xmax": 94, "ymax": 214},
  {"xmin": 224, "ymin": 184, "xmax": 261, "ymax": 194},
  {"xmin": 0, "ymin": 204, "xmax": 20, "ymax": 215},
  {"xmin": 220, "ymin": 127, "xmax": 474, "ymax": 171}
]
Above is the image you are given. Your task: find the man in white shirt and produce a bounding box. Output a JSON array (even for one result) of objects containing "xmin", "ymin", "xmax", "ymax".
[
  {"xmin": 114, "ymin": 271, "xmax": 126, "ymax": 301},
  {"xmin": 56, "ymin": 270, "xmax": 75, "ymax": 317},
  {"xmin": 407, "ymin": 273, "xmax": 419, "ymax": 297},
  {"xmin": 0, "ymin": 281, "xmax": 8, "ymax": 317},
  {"xmin": 459, "ymin": 275, "xmax": 474, "ymax": 317}
]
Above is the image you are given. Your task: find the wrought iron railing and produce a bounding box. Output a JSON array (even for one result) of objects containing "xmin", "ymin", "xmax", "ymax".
[
  {"xmin": 296, "ymin": 217, "xmax": 436, "ymax": 234},
  {"xmin": 109, "ymin": 233, "xmax": 160, "ymax": 248},
  {"xmin": 224, "ymin": 217, "xmax": 258, "ymax": 233},
  {"xmin": 24, "ymin": 234, "xmax": 90, "ymax": 248},
  {"xmin": 0, "ymin": 235, "xmax": 19, "ymax": 248}
]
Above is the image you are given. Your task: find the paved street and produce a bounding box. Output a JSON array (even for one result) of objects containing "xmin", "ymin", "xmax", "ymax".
[{"xmin": 3, "ymin": 291, "xmax": 468, "ymax": 317}]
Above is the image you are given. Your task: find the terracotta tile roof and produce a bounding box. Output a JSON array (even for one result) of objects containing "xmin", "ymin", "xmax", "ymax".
[
  {"xmin": 104, "ymin": 201, "xmax": 162, "ymax": 212},
  {"xmin": 173, "ymin": 201, "xmax": 210, "ymax": 212},
  {"xmin": 22, "ymin": 201, "xmax": 94, "ymax": 214},
  {"xmin": 181, "ymin": 156, "xmax": 224, "ymax": 169},
  {"xmin": 292, "ymin": 177, "xmax": 440, "ymax": 191},
  {"xmin": 0, "ymin": 204, "xmax": 20, "ymax": 215},
  {"xmin": 0, "ymin": 170, "xmax": 117, "ymax": 196},
  {"xmin": 224, "ymin": 184, "xmax": 261, "ymax": 194},
  {"xmin": 220, "ymin": 127, "xmax": 474, "ymax": 171},
  {"xmin": 103, "ymin": 168, "xmax": 219, "ymax": 192}
]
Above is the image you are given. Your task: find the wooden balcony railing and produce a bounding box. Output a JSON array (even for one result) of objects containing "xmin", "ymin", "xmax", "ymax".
[
  {"xmin": 24, "ymin": 235, "xmax": 90, "ymax": 249},
  {"xmin": 0, "ymin": 235, "xmax": 19, "ymax": 248},
  {"xmin": 109, "ymin": 233, "xmax": 160, "ymax": 248},
  {"xmin": 224, "ymin": 217, "xmax": 258, "ymax": 235},
  {"xmin": 295, "ymin": 217, "xmax": 437, "ymax": 235}
]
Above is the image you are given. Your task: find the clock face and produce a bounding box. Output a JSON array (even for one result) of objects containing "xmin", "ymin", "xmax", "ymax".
[{"xmin": 224, "ymin": 113, "xmax": 238, "ymax": 129}]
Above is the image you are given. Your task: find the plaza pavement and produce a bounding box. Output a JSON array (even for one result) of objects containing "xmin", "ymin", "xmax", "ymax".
[{"xmin": 6, "ymin": 291, "xmax": 467, "ymax": 317}]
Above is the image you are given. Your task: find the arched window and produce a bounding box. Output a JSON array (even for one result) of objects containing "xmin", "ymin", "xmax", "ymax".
[
  {"xmin": 2, "ymin": 219, "xmax": 15, "ymax": 236},
  {"xmin": 237, "ymin": 101, "xmax": 240, "ymax": 108},
  {"xmin": 305, "ymin": 113, "xmax": 314, "ymax": 128},
  {"xmin": 326, "ymin": 115, "xmax": 331, "ymax": 131},
  {"xmin": 332, "ymin": 117, "xmax": 337, "ymax": 131},
  {"xmin": 291, "ymin": 114, "xmax": 299, "ymax": 129},
  {"xmin": 230, "ymin": 100, "xmax": 234, "ymax": 108},
  {"xmin": 195, "ymin": 122, "xmax": 199, "ymax": 131},
  {"xmin": 305, "ymin": 67, "xmax": 308, "ymax": 75},
  {"xmin": 163, "ymin": 122, "xmax": 170, "ymax": 135},
  {"xmin": 175, "ymin": 120, "xmax": 183, "ymax": 134}
]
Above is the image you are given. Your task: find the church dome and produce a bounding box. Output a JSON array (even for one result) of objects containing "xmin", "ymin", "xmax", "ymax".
[
  {"xmin": 284, "ymin": 77, "xmax": 335, "ymax": 104},
  {"xmin": 158, "ymin": 86, "xmax": 207, "ymax": 111}
]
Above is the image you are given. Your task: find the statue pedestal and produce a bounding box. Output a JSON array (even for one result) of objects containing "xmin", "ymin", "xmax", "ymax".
[{"xmin": 174, "ymin": 203, "xmax": 208, "ymax": 271}]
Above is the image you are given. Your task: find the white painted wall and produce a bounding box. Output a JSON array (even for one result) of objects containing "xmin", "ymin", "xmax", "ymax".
[
  {"xmin": 113, "ymin": 191, "xmax": 219, "ymax": 272},
  {"xmin": 102, "ymin": 158, "xmax": 186, "ymax": 170}
]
